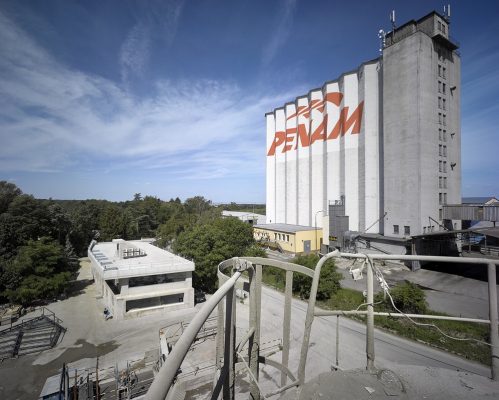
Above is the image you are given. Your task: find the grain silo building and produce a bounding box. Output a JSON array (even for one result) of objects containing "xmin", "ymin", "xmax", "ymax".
[{"xmin": 264, "ymin": 11, "xmax": 461, "ymax": 254}]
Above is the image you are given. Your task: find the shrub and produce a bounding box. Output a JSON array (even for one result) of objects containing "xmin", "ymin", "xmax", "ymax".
[{"xmin": 375, "ymin": 280, "xmax": 427, "ymax": 314}]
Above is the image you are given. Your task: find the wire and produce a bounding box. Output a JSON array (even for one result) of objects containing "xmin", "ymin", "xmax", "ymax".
[{"xmin": 365, "ymin": 255, "xmax": 495, "ymax": 349}]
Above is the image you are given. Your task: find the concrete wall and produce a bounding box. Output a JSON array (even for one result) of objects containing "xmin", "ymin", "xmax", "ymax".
[{"xmin": 383, "ymin": 24, "xmax": 461, "ymax": 237}]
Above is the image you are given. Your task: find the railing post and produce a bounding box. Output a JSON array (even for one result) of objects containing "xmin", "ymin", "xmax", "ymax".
[
  {"xmin": 281, "ymin": 270, "xmax": 293, "ymax": 386},
  {"xmin": 223, "ymin": 286, "xmax": 236, "ymax": 400},
  {"xmin": 488, "ymin": 263, "xmax": 499, "ymax": 381},
  {"xmin": 248, "ymin": 264, "xmax": 261, "ymax": 400},
  {"xmin": 366, "ymin": 258, "xmax": 375, "ymax": 372},
  {"xmin": 335, "ymin": 315, "xmax": 340, "ymax": 369},
  {"xmin": 215, "ymin": 276, "xmax": 225, "ymax": 392}
]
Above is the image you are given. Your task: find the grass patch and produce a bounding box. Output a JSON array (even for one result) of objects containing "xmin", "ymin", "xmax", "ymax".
[{"xmin": 261, "ymin": 272, "xmax": 491, "ymax": 365}]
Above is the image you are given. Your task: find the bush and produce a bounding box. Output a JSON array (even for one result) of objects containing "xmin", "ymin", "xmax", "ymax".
[
  {"xmin": 243, "ymin": 244, "xmax": 267, "ymax": 258},
  {"xmin": 292, "ymin": 254, "xmax": 342, "ymax": 300},
  {"xmin": 375, "ymin": 281, "xmax": 427, "ymax": 314}
]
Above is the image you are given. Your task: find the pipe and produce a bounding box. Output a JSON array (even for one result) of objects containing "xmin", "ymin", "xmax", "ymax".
[{"xmin": 146, "ymin": 270, "xmax": 242, "ymax": 400}]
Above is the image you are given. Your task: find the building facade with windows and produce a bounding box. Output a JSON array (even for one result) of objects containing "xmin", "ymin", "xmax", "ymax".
[
  {"xmin": 88, "ymin": 239, "xmax": 195, "ymax": 319},
  {"xmin": 265, "ymin": 11, "xmax": 461, "ymax": 253}
]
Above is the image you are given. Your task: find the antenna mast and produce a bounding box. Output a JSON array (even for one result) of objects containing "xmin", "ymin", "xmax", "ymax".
[{"xmin": 390, "ymin": 10, "xmax": 396, "ymax": 31}]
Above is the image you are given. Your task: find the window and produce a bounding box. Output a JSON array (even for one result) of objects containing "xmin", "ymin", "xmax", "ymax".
[
  {"xmin": 286, "ymin": 234, "xmax": 289, "ymax": 242},
  {"xmin": 393, "ymin": 225, "xmax": 399, "ymax": 234},
  {"xmin": 439, "ymin": 193, "xmax": 443, "ymax": 205},
  {"xmin": 438, "ymin": 113, "xmax": 442, "ymax": 124},
  {"xmin": 439, "ymin": 176, "xmax": 442, "ymax": 188},
  {"xmin": 438, "ymin": 20, "xmax": 442, "ymax": 31},
  {"xmin": 444, "ymin": 193, "xmax": 447, "ymax": 204},
  {"xmin": 404, "ymin": 226, "xmax": 410, "ymax": 236},
  {"xmin": 443, "ymin": 114, "xmax": 446, "ymax": 126},
  {"xmin": 443, "ymin": 161, "xmax": 447, "ymax": 172},
  {"xmin": 443, "ymin": 67, "xmax": 446, "ymax": 79},
  {"xmin": 438, "ymin": 65, "xmax": 442, "ymax": 77},
  {"xmin": 443, "ymin": 177, "xmax": 447, "ymax": 188},
  {"xmin": 442, "ymin": 83, "xmax": 446, "ymax": 94},
  {"xmin": 439, "ymin": 144, "xmax": 442, "ymax": 156},
  {"xmin": 443, "ymin": 24, "xmax": 446, "ymax": 34},
  {"xmin": 439, "ymin": 128, "xmax": 442, "ymax": 141},
  {"xmin": 443, "ymin": 145, "xmax": 447, "ymax": 157},
  {"xmin": 438, "ymin": 97, "xmax": 442, "ymax": 108},
  {"xmin": 439, "ymin": 160, "xmax": 442, "ymax": 172},
  {"xmin": 442, "ymin": 98, "xmax": 446, "ymax": 110},
  {"xmin": 443, "ymin": 130, "xmax": 447, "ymax": 141}
]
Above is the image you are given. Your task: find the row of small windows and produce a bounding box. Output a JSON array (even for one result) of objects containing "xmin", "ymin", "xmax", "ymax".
[
  {"xmin": 439, "ymin": 176, "xmax": 447, "ymax": 189},
  {"xmin": 439, "ymin": 129, "xmax": 447, "ymax": 142},
  {"xmin": 438, "ymin": 65, "xmax": 447, "ymax": 79},
  {"xmin": 439, "ymin": 192, "xmax": 448, "ymax": 205},
  {"xmin": 438, "ymin": 81, "xmax": 446, "ymax": 94},
  {"xmin": 438, "ymin": 113, "xmax": 447, "ymax": 126},
  {"xmin": 438, "ymin": 97, "xmax": 446, "ymax": 110},
  {"xmin": 437, "ymin": 20, "xmax": 447, "ymax": 35},
  {"xmin": 439, "ymin": 160, "xmax": 447, "ymax": 173},
  {"xmin": 274, "ymin": 233, "xmax": 290, "ymax": 242},
  {"xmin": 393, "ymin": 225, "xmax": 410, "ymax": 236}
]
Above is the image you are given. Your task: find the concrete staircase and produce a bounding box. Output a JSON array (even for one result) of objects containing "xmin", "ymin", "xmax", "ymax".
[{"xmin": 0, "ymin": 308, "xmax": 65, "ymax": 360}]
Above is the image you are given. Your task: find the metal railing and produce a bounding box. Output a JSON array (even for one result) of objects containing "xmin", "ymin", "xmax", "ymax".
[{"xmin": 146, "ymin": 251, "xmax": 499, "ymax": 400}]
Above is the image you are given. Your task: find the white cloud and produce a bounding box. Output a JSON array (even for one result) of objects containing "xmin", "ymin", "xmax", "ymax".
[
  {"xmin": 0, "ymin": 11, "xmax": 296, "ymax": 180},
  {"xmin": 261, "ymin": 0, "xmax": 297, "ymax": 67}
]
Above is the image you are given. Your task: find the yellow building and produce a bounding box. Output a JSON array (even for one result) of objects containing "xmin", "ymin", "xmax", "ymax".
[{"xmin": 253, "ymin": 224, "xmax": 323, "ymax": 254}]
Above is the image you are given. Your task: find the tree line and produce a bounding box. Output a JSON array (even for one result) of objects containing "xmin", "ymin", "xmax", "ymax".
[{"xmin": 0, "ymin": 181, "xmax": 265, "ymax": 304}]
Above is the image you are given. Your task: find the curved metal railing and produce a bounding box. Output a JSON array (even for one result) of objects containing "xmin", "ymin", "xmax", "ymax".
[{"xmin": 146, "ymin": 250, "xmax": 499, "ymax": 400}]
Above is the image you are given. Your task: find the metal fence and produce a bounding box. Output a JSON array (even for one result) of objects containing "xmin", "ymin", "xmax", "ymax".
[{"xmin": 146, "ymin": 251, "xmax": 499, "ymax": 400}]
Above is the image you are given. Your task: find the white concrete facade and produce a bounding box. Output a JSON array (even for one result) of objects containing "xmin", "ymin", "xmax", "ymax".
[
  {"xmin": 265, "ymin": 11, "xmax": 461, "ymax": 247},
  {"xmin": 88, "ymin": 239, "xmax": 194, "ymax": 319}
]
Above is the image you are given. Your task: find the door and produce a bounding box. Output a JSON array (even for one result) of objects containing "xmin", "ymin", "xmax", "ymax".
[{"xmin": 304, "ymin": 240, "xmax": 311, "ymax": 254}]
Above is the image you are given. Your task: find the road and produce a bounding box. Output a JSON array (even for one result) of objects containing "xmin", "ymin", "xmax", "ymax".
[{"xmin": 255, "ymin": 285, "xmax": 491, "ymax": 387}]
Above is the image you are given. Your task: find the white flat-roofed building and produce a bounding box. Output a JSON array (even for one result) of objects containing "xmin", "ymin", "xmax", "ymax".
[
  {"xmin": 221, "ymin": 210, "xmax": 266, "ymax": 225},
  {"xmin": 88, "ymin": 239, "xmax": 195, "ymax": 319}
]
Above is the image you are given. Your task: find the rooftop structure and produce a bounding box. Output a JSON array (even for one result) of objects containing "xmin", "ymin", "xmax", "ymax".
[
  {"xmin": 253, "ymin": 223, "xmax": 322, "ymax": 254},
  {"xmin": 221, "ymin": 210, "xmax": 266, "ymax": 225},
  {"xmin": 88, "ymin": 239, "xmax": 195, "ymax": 319}
]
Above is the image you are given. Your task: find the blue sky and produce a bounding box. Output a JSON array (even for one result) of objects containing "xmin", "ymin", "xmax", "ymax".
[{"xmin": 0, "ymin": 0, "xmax": 498, "ymax": 202}]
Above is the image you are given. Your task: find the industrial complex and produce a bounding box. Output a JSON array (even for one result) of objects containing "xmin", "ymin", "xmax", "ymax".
[{"xmin": 265, "ymin": 10, "xmax": 463, "ymax": 255}]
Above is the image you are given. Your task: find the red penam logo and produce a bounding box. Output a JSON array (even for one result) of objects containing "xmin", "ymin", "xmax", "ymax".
[{"xmin": 267, "ymin": 92, "xmax": 364, "ymax": 156}]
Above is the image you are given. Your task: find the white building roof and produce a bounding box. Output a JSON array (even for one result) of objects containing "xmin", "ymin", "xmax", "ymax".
[
  {"xmin": 222, "ymin": 210, "xmax": 266, "ymax": 220},
  {"xmin": 89, "ymin": 239, "xmax": 194, "ymax": 280}
]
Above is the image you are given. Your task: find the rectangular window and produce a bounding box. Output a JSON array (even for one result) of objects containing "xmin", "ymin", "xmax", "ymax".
[
  {"xmin": 404, "ymin": 226, "xmax": 410, "ymax": 236},
  {"xmin": 443, "ymin": 67, "xmax": 446, "ymax": 79},
  {"xmin": 438, "ymin": 65, "xmax": 442, "ymax": 77},
  {"xmin": 439, "ymin": 128, "xmax": 442, "ymax": 141},
  {"xmin": 393, "ymin": 225, "xmax": 399, "ymax": 234},
  {"xmin": 438, "ymin": 113, "xmax": 442, "ymax": 124},
  {"xmin": 443, "ymin": 130, "xmax": 447, "ymax": 141},
  {"xmin": 439, "ymin": 177, "xmax": 442, "ymax": 188},
  {"xmin": 442, "ymin": 98, "xmax": 446, "ymax": 110},
  {"xmin": 439, "ymin": 144, "xmax": 442, "ymax": 156},
  {"xmin": 439, "ymin": 160, "xmax": 442, "ymax": 172},
  {"xmin": 438, "ymin": 20, "xmax": 442, "ymax": 31},
  {"xmin": 443, "ymin": 114, "xmax": 446, "ymax": 126},
  {"xmin": 443, "ymin": 83, "xmax": 446, "ymax": 94},
  {"xmin": 438, "ymin": 81, "xmax": 442, "ymax": 93},
  {"xmin": 443, "ymin": 161, "xmax": 447, "ymax": 172},
  {"xmin": 444, "ymin": 193, "xmax": 447, "ymax": 204},
  {"xmin": 438, "ymin": 97, "xmax": 442, "ymax": 108},
  {"xmin": 443, "ymin": 145, "xmax": 447, "ymax": 157},
  {"xmin": 439, "ymin": 193, "xmax": 443, "ymax": 205},
  {"xmin": 443, "ymin": 24, "xmax": 446, "ymax": 34},
  {"xmin": 444, "ymin": 177, "xmax": 447, "ymax": 188},
  {"xmin": 286, "ymin": 234, "xmax": 289, "ymax": 242}
]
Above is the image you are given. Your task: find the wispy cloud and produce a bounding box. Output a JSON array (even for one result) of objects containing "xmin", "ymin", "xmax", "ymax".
[
  {"xmin": 119, "ymin": 0, "xmax": 185, "ymax": 84},
  {"xmin": 0, "ymin": 10, "xmax": 295, "ymax": 181},
  {"xmin": 261, "ymin": 0, "xmax": 297, "ymax": 67}
]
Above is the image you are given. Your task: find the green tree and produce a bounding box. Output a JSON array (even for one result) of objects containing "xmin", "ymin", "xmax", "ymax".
[
  {"xmin": 1, "ymin": 238, "xmax": 78, "ymax": 305},
  {"xmin": 0, "ymin": 181, "xmax": 22, "ymax": 214},
  {"xmin": 99, "ymin": 206, "xmax": 136, "ymax": 241},
  {"xmin": 173, "ymin": 217, "xmax": 255, "ymax": 292},
  {"xmin": 292, "ymin": 254, "xmax": 342, "ymax": 300}
]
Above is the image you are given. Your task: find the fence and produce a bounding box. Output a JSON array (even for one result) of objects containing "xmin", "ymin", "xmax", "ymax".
[{"xmin": 146, "ymin": 251, "xmax": 499, "ymax": 400}]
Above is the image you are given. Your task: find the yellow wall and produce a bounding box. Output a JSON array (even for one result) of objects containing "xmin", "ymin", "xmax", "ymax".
[{"xmin": 253, "ymin": 227, "xmax": 322, "ymax": 254}]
